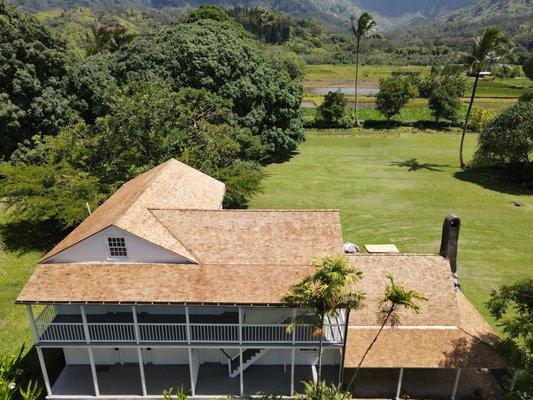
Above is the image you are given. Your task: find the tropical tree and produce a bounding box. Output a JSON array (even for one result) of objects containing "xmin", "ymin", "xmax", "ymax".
[
  {"xmin": 350, "ymin": 13, "xmax": 377, "ymax": 127},
  {"xmin": 348, "ymin": 275, "xmax": 427, "ymax": 390},
  {"xmin": 459, "ymin": 27, "xmax": 513, "ymax": 168},
  {"xmin": 282, "ymin": 255, "xmax": 364, "ymax": 385},
  {"xmin": 84, "ymin": 24, "xmax": 136, "ymax": 57}
]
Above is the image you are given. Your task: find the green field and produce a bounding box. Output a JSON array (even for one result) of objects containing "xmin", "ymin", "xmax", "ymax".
[{"xmin": 251, "ymin": 130, "xmax": 533, "ymax": 328}]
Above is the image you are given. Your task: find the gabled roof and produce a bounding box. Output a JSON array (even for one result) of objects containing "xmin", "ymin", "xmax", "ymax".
[
  {"xmin": 41, "ymin": 159, "xmax": 226, "ymax": 263},
  {"xmin": 151, "ymin": 209, "xmax": 343, "ymax": 265}
]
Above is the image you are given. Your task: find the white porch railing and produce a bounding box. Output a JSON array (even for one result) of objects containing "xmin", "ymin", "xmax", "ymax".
[{"xmin": 33, "ymin": 306, "xmax": 346, "ymax": 345}]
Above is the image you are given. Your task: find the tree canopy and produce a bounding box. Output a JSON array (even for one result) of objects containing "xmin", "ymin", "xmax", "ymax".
[{"xmin": 0, "ymin": 1, "xmax": 77, "ymax": 158}]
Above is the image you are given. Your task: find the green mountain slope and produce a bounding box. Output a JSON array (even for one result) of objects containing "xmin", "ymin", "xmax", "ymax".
[{"xmin": 397, "ymin": 0, "xmax": 532, "ymax": 48}]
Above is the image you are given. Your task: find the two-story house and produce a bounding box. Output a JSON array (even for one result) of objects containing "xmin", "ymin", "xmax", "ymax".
[{"xmin": 17, "ymin": 159, "xmax": 503, "ymax": 399}]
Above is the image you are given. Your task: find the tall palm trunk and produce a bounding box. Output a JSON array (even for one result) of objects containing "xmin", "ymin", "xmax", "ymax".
[
  {"xmin": 317, "ymin": 313, "xmax": 325, "ymax": 383},
  {"xmin": 347, "ymin": 305, "xmax": 395, "ymax": 390},
  {"xmin": 354, "ymin": 38, "xmax": 361, "ymax": 127},
  {"xmin": 460, "ymin": 74, "xmax": 479, "ymax": 168}
]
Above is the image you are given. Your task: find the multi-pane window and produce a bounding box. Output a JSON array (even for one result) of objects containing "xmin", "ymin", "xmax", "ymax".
[{"xmin": 107, "ymin": 237, "xmax": 127, "ymax": 257}]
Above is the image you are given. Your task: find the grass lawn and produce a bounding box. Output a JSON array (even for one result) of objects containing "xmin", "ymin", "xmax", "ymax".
[
  {"xmin": 0, "ymin": 250, "xmax": 41, "ymax": 354},
  {"xmin": 251, "ymin": 130, "xmax": 532, "ymax": 328}
]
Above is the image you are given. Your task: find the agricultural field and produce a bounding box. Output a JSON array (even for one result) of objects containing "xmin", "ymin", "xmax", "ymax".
[
  {"xmin": 251, "ymin": 130, "xmax": 533, "ymax": 329},
  {"xmin": 302, "ymin": 64, "xmax": 531, "ymax": 111}
]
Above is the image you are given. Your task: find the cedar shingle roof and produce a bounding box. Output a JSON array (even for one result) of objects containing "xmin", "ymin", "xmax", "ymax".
[
  {"xmin": 41, "ymin": 159, "xmax": 226, "ymax": 263},
  {"xmin": 151, "ymin": 209, "xmax": 343, "ymax": 265},
  {"xmin": 343, "ymin": 255, "xmax": 503, "ymax": 368}
]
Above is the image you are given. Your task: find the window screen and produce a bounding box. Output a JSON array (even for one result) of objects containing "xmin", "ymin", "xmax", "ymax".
[{"xmin": 108, "ymin": 237, "xmax": 127, "ymax": 257}]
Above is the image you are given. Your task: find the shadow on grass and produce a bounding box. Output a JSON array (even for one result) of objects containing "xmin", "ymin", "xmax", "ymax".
[
  {"xmin": 362, "ymin": 120, "xmax": 460, "ymax": 131},
  {"xmin": 19, "ymin": 346, "xmax": 65, "ymax": 399},
  {"xmin": 0, "ymin": 219, "xmax": 67, "ymax": 253},
  {"xmin": 390, "ymin": 158, "xmax": 450, "ymax": 172},
  {"xmin": 454, "ymin": 166, "xmax": 533, "ymax": 196}
]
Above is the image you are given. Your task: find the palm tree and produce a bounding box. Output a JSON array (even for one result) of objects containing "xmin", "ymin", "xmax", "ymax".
[
  {"xmin": 347, "ymin": 274, "xmax": 427, "ymax": 390},
  {"xmin": 350, "ymin": 13, "xmax": 377, "ymax": 127},
  {"xmin": 282, "ymin": 255, "xmax": 364, "ymax": 385},
  {"xmin": 459, "ymin": 27, "xmax": 512, "ymax": 168}
]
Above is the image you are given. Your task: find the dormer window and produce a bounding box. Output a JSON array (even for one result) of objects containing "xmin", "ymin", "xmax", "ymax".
[{"xmin": 108, "ymin": 237, "xmax": 127, "ymax": 257}]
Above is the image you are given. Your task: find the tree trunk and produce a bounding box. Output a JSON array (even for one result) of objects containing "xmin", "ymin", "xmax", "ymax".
[
  {"xmin": 354, "ymin": 39, "xmax": 361, "ymax": 127},
  {"xmin": 317, "ymin": 313, "xmax": 325, "ymax": 383},
  {"xmin": 347, "ymin": 305, "xmax": 395, "ymax": 391},
  {"xmin": 460, "ymin": 74, "xmax": 479, "ymax": 168}
]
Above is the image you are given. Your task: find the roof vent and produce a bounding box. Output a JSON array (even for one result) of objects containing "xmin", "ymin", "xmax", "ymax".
[{"xmin": 343, "ymin": 242, "xmax": 360, "ymax": 254}]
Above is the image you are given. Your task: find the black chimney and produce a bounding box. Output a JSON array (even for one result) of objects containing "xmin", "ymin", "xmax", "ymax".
[{"xmin": 439, "ymin": 214, "xmax": 460, "ymax": 277}]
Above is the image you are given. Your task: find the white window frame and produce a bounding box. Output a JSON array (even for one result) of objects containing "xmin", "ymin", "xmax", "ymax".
[{"xmin": 105, "ymin": 236, "xmax": 128, "ymax": 261}]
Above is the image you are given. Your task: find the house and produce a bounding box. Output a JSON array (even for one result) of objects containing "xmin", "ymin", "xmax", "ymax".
[{"xmin": 17, "ymin": 159, "xmax": 504, "ymax": 399}]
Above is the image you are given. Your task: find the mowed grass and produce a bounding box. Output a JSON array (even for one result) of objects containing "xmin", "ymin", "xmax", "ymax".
[
  {"xmin": 251, "ymin": 131, "xmax": 533, "ymax": 327},
  {"xmin": 0, "ymin": 250, "xmax": 41, "ymax": 354}
]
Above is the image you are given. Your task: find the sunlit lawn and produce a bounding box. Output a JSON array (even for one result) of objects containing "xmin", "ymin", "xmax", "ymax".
[{"xmin": 251, "ymin": 130, "xmax": 533, "ymax": 328}]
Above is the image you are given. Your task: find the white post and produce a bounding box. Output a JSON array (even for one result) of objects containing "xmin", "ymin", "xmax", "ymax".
[
  {"xmin": 290, "ymin": 348, "xmax": 295, "ymax": 397},
  {"xmin": 451, "ymin": 368, "xmax": 462, "ymax": 400},
  {"xmin": 132, "ymin": 306, "xmax": 140, "ymax": 344},
  {"xmin": 188, "ymin": 348, "xmax": 196, "ymax": 397},
  {"xmin": 137, "ymin": 348, "xmax": 147, "ymax": 396},
  {"xmin": 88, "ymin": 347, "xmax": 100, "ymax": 397},
  {"xmin": 239, "ymin": 307, "xmax": 244, "ymax": 396},
  {"xmin": 80, "ymin": 305, "xmax": 91, "ymax": 343},
  {"xmin": 36, "ymin": 347, "xmax": 52, "ymax": 396},
  {"xmin": 509, "ymin": 369, "xmax": 518, "ymax": 391},
  {"xmin": 185, "ymin": 306, "xmax": 191, "ymax": 344},
  {"xmin": 26, "ymin": 305, "xmax": 39, "ymax": 343},
  {"xmin": 395, "ymin": 368, "xmax": 404, "ymax": 400}
]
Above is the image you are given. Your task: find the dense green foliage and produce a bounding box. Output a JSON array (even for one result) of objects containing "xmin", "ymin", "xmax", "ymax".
[
  {"xmin": 296, "ymin": 380, "xmax": 351, "ymax": 400},
  {"xmin": 427, "ymin": 72, "xmax": 466, "ymax": 122},
  {"xmin": 110, "ymin": 19, "xmax": 304, "ymax": 158},
  {"xmin": 376, "ymin": 76, "xmax": 414, "ymax": 120},
  {"xmin": 523, "ymin": 55, "xmax": 533, "ymax": 80},
  {"xmin": 0, "ymin": 1, "xmax": 77, "ymax": 158},
  {"xmin": 0, "ymin": 4, "xmax": 304, "ymax": 230},
  {"xmin": 314, "ymin": 91, "xmax": 351, "ymax": 128},
  {"xmin": 474, "ymin": 101, "xmax": 533, "ymax": 182},
  {"xmin": 486, "ymin": 279, "xmax": 533, "ymax": 392}
]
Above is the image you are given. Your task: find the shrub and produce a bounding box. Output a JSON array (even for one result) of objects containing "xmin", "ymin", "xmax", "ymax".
[
  {"xmin": 314, "ymin": 91, "xmax": 353, "ymax": 128},
  {"xmin": 474, "ymin": 101, "xmax": 533, "ymax": 183},
  {"xmin": 522, "ymin": 54, "xmax": 533, "ymax": 80},
  {"xmin": 295, "ymin": 381, "xmax": 351, "ymax": 400},
  {"xmin": 468, "ymin": 107, "xmax": 497, "ymax": 132},
  {"xmin": 519, "ymin": 87, "xmax": 533, "ymax": 103},
  {"xmin": 376, "ymin": 76, "xmax": 414, "ymax": 120},
  {"xmin": 425, "ymin": 71, "xmax": 466, "ymax": 123}
]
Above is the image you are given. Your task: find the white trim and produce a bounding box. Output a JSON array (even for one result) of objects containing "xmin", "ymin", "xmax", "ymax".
[
  {"xmin": 290, "ymin": 348, "xmax": 295, "ymax": 397},
  {"xmin": 132, "ymin": 306, "xmax": 140, "ymax": 344},
  {"xmin": 348, "ymin": 325, "xmax": 459, "ymax": 330},
  {"xmin": 80, "ymin": 306, "xmax": 91, "ymax": 343}
]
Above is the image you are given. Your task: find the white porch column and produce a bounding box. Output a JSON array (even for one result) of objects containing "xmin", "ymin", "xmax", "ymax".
[
  {"xmin": 451, "ymin": 368, "xmax": 462, "ymax": 400},
  {"xmin": 290, "ymin": 348, "xmax": 295, "ymax": 397},
  {"xmin": 239, "ymin": 307, "xmax": 244, "ymax": 396},
  {"xmin": 88, "ymin": 347, "xmax": 100, "ymax": 397},
  {"xmin": 395, "ymin": 368, "xmax": 404, "ymax": 400},
  {"xmin": 36, "ymin": 347, "xmax": 52, "ymax": 397},
  {"xmin": 185, "ymin": 306, "xmax": 191, "ymax": 343},
  {"xmin": 80, "ymin": 305, "xmax": 91, "ymax": 343},
  {"xmin": 188, "ymin": 348, "xmax": 196, "ymax": 397},
  {"xmin": 137, "ymin": 348, "xmax": 147, "ymax": 396},
  {"xmin": 132, "ymin": 307, "xmax": 147, "ymax": 397},
  {"xmin": 26, "ymin": 305, "xmax": 39, "ymax": 343}
]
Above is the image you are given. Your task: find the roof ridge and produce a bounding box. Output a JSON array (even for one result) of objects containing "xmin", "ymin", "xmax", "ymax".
[
  {"xmin": 148, "ymin": 209, "xmax": 201, "ymax": 263},
  {"xmin": 115, "ymin": 159, "xmax": 174, "ymax": 226}
]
